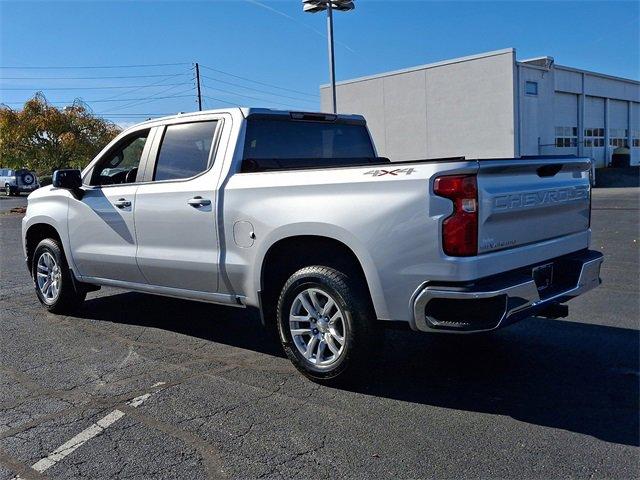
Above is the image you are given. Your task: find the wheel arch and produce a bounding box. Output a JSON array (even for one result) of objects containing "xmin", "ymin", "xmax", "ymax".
[
  {"xmin": 25, "ymin": 222, "xmax": 65, "ymax": 274},
  {"xmin": 257, "ymin": 233, "xmax": 385, "ymax": 328}
]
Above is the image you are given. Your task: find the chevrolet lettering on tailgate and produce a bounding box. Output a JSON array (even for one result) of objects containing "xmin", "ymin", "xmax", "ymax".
[{"xmin": 493, "ymin": 185, "xmax": 590, "ymax": 211}]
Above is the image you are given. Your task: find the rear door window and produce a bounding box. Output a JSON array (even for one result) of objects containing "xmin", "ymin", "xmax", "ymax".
[{"xmin": 153, "ymin": 121, "xmax": 218, "ymax": 181}]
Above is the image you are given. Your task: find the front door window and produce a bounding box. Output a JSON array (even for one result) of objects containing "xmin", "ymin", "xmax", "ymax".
[{"xmin": 91, "ymin": 130, "xmax": 149, "ymax": 186}]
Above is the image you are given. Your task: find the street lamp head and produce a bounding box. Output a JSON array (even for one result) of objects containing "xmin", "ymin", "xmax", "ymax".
[
  {"xmin": 333, "ymin": 1, "xmax": 355, "ymax": 12},
  {"xmin": 302, "ymin": 0, "xmax": 355, "ymax": 13},
  {"xmin": 302, "ymin": 1, "xmax": 325, "ymax": 13}
]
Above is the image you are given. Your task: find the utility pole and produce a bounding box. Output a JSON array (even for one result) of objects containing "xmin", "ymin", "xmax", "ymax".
[{"xmin": 195, "ymin": 62, "xmax": 202, "ymax": 111}]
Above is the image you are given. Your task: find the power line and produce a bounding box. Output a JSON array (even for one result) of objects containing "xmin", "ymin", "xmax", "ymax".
[
  {"xmin": 200, "ymin": 74, "xmax": 316, "ymax": 104},
  {"xmin": 0, "ymin": 61, "xmax": 321, "ymax": 113},
  {"xmin": 199, "ymin": 79, "xmax": 241, "ymax": 108},
  {"xmin": 201, "ymin": 83, "xmax": 313, "ymax": 109},
  {"xmin": 104, "ymin": 85, "xmax": 195, "ymax": 112},
  {"xmin": 0, "ymin": 73, "xmax": 191, "ymax": 80},
  {"xmin": 0, "ymin": 93, "xmax": 194, "ymax": 105},
  {"xmin": 0, "ymin": 72, "xmax": 191, "ymax": 109},
  {"xmin": 200, "ymin": 64, "xmax": 319, "ymax": 98},
  {"xmin": 99, "ymin": 85, "xmax": 196, "ymax": 113},
  {"xmin": 92, "ymin": 74, "xmax": 190, "ymax": 103},
  {"xmin": 0, "ymin": 62, "xmax": 191, "ymax": 70},
  {"xmin": 0, "ymin": 82, "xmax": 190, "ymax": 91},
  {"xmin": 201, "ymin": 95, "xmax": 241, "ymax": 107}
]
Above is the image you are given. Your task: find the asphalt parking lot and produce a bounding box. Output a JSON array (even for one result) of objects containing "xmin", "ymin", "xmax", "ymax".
[{"xmin": 0, "ymin": 189, "xmax": 638, "ymax": 479}]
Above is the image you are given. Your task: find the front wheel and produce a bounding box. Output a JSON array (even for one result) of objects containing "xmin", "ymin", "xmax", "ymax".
[
  {"xmin": 276, "ymin": 266, "xmax": 380, "ymax": 384},
  {"xmin": 32, "ymin": 238, "xmax": 86, "ymax": 313}
]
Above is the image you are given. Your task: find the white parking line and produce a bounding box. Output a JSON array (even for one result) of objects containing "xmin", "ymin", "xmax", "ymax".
[{"xmin": 12, "ymin": 382, "xmax": 165, "ymax": 479}]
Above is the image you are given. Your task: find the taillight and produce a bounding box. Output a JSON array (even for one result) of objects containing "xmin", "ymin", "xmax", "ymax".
[{"xmin": 434, "ymin": 174, "xmax": 478, "ymax": 256}]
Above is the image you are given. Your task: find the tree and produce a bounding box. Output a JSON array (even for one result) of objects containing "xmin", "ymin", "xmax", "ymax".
[{"xmin": 0, "ymin": 93, "xmax": 121, "ymax": 174}]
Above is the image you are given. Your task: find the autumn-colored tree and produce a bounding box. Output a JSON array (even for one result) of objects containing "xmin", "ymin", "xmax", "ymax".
[{"xmin": 0, "ymin": 93, "xmax": 121, "ymax": 174}]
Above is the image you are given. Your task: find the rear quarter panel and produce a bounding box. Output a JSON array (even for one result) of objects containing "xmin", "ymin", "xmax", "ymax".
[{"xmin": 221, "ymin": 161, "xmax": 476, "ymax": 321}]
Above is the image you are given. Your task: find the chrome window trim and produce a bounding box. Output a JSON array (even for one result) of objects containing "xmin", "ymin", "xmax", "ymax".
[{"xmin": 80, "ymin": 116, "xmax": 226, "ymax": 191}]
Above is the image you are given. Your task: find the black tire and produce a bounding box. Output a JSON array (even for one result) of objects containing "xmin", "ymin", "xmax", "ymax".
[
  {"xmin": 4, "ymin": 184, "xmax": 11, "ymax": 196},
  {"xmin": 276, "ymin": 265, "xmax": 380, "ymax": 384},
  {"xmin": 32, "ymin": 238, "xmax": 86, "ymax": 313}
]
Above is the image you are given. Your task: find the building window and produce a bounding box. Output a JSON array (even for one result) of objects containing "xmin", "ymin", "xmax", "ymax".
[
  {"xmin": 631, "ymin": 130, "xmax": 640, "ymax": 148},
  {"xmin": 609, "ymin": 128, "xmax": 628, "ymax": 147},
  {"xmin": 584, "ymin": 127, "xmax": 605, "ymax": 147},
  {"xmin": 525, "ymin": 81, "xmax": 538, "ymax": 96},
  {"xmin": 555, "ymin": 126, "xmax": 577, "ymax": 148}
]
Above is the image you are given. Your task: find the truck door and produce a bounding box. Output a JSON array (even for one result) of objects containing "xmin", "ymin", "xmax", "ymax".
[
  {"xmin": 133, "ymin": 117, "xmax": 225, "ymax": 293},
  {"xmin": 68, "ymin": 127, "xmax": 154, "ymax": 283}
]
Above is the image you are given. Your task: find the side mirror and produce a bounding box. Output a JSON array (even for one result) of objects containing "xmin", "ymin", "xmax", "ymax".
[{"xmin": 52, "ymin": 169, "xmax": 82, "ymax": 190}]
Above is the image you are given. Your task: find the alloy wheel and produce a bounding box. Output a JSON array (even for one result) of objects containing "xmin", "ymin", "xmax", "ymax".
[
  {"xmin": 36, "ymin": 252, "xmax": 62, "ymax": 304},
  {"xmin": 289, "ymin": 287, "xmax": 348, "ymax": 368}
]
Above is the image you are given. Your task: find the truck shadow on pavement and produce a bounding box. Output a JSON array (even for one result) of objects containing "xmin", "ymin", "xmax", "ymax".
[{"xmin": 78, "ymin": 291, "xmax": 639, "ymax": 448}]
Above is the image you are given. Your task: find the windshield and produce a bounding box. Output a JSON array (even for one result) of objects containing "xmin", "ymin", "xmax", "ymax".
[{"xmin": 243, "ymin": 118, "xmax": 375, "ymax": 160}]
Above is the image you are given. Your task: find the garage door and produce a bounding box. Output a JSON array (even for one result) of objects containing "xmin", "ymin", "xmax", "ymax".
[
  {"xmin": 552, "ymin": 93, "xmax": 578, "ymax": 156},
  {"xmin": 584, "ymin": 96, "xmax": 605, "ymax": 167}
]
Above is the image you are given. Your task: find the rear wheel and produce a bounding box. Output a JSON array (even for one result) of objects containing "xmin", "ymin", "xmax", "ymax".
[
  {"xmin": 32, "ymin": 238, "xmax": 86, "ymax": 313},
  {"xmin": 276, "ymin": 266, "xmax": 380, "ymax": 384}
]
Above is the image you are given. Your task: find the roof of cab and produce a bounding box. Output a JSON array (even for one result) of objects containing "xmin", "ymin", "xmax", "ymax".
[{"xmin": 123, "ymin": 107, "xmax": 366, "ymax": 131}]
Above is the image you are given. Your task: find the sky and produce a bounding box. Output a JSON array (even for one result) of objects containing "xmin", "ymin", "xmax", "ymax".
[{"xmin": 1, "ymin": 0, "xmax": 638, "ymax": 126}]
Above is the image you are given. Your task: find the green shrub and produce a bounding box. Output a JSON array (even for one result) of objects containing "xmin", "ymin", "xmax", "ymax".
[{"xmin": 39, "ymin": 175, "xmax": 52, "ymax": 187}]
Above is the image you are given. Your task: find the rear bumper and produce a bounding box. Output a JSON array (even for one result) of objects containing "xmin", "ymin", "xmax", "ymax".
[
  {"xmin": 411, "ymin": 249, "xmax": 603, "ymax": 333},
  {"xmin": 12, "ymin": 184, "xmax": 39, "ymax": 193}
]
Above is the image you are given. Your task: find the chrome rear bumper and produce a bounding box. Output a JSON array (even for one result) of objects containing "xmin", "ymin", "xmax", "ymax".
[{"xmin": 412, "ymin": 250, "xmax": 603, "ymax": 333}]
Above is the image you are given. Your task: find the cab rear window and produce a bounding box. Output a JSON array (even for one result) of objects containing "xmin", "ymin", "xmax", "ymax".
[{"xmin": 243, "ymin": 118, "xmax": 375, "ymax": 160}]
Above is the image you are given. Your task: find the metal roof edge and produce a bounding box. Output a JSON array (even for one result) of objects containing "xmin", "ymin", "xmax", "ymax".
[
  {"xmin": 320, "ymin": 48, "xmax": 516, "ymax": 89},
  {"xmin": 552, "ymin": 64, "xmax": 640, "ymax": 85}
]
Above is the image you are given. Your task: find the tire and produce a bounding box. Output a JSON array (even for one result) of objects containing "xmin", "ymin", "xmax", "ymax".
[
  {"xmin": 32, "ymin": 238, "xmax": 86, "ymax": 313},
  {"xmin": 4, "ymin": 184, "xmax": 10, "ymax": 196},
  {"xmin": 276, "ymin": 265, "xmax": 380, "ymax": 384}
]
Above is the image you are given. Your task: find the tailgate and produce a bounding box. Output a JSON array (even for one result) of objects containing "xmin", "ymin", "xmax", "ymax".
[{"xmin": 477, "ymin": 157, "xmax": 591, "ymax": 254}]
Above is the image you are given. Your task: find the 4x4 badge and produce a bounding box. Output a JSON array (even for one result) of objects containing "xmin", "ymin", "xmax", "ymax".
[{"xmin": 364, "ymin": 168, "xmax": 416, "ymax": 177}]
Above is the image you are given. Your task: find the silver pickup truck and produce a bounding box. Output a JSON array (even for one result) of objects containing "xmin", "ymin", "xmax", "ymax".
[{"xmin": 22, "ymin": 108, "xmax": 603, "ymax": 383}]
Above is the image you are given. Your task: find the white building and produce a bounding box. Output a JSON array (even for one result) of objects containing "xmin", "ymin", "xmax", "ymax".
[{"xmin": 320, "ymin": 48, "xmax": 640, "ymax": 167}]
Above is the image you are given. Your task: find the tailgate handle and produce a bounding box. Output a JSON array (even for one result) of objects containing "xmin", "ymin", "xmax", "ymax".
[{"xmin": 537, "ymin": 164, "xmax": 563, "ymax": 177}]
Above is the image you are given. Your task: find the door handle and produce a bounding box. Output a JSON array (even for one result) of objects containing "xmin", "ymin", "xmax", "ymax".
[
  {"xmin": 187, "ymin": 196, "xmax": 211, "ymax": 207},
  {"xmin": 114, "ymin": 198, "xmax": 131, "ymax": 209}
]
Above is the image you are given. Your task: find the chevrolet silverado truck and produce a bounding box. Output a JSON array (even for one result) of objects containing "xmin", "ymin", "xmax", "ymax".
[{"xmin": 22, "ymin": 108, "xmax": 603, "ymax": 382}]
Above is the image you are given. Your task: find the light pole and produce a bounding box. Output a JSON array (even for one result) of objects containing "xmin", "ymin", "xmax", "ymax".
[{"xmin": 303, "ymin": 0, "xmax": 355, "ymax": 114}]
